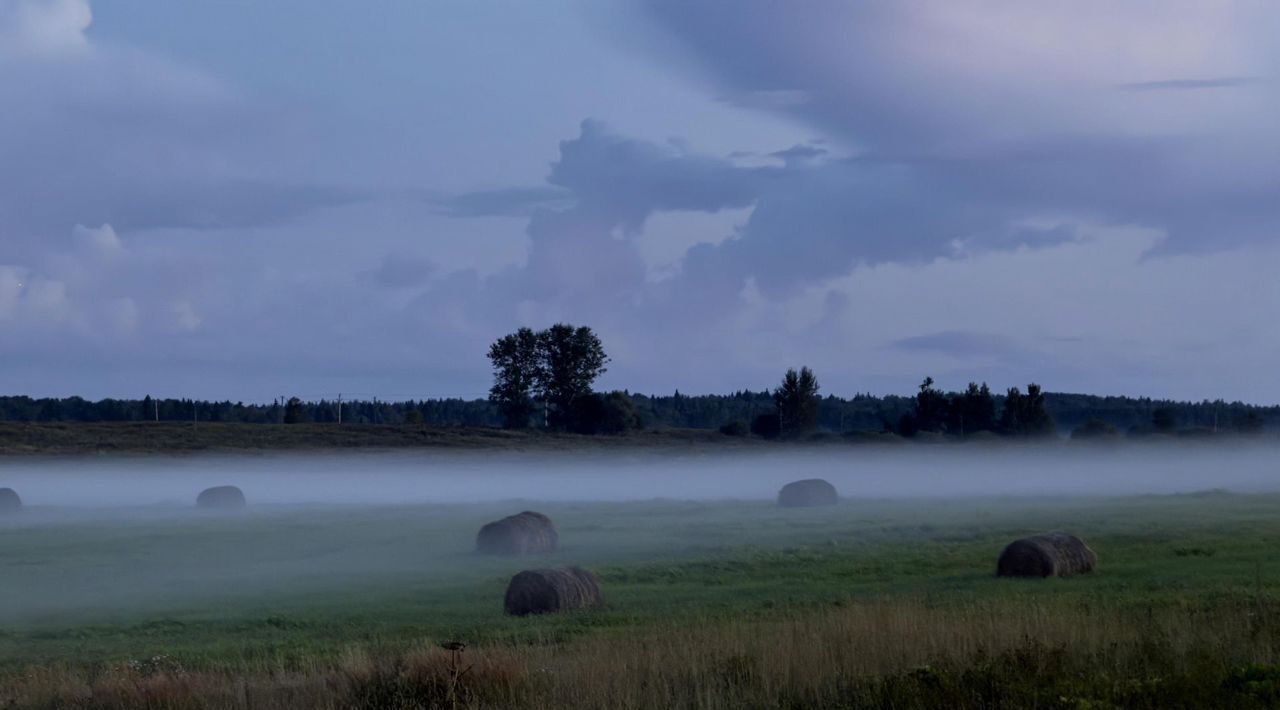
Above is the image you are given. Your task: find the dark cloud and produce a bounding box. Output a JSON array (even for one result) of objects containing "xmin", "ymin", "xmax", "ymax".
[
  {"xmin": 1118, "ymin": 77, "xmax": 1261, "ymax": 92},
  {"xmin": 546, "ymin": 119, "xmax": 763, "ymax": 231},
  {"xmin": 769, "ymin": 143, "xmax": 826, "ymax": 165},
  {"xmin": 441, "ymin": 186, "xmax": 573, "ymax": 218}
]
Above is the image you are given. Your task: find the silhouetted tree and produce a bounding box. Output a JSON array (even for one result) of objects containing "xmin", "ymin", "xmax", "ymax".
[
  {"xmin": 912, "ymin": 377, "xmax": 950, "ymax": 433},
  {"xmin": 774, "ymin": 367, "xmax": 820, "ymax": 438},
  {"xmin": 1000, "ymin": 383, "xmax": 1055, "ymax": 437},
  {"xmin": 1022, "ymin": 384, "xmax": 1055, "ymax": 436},
  {"xmin": 949, "ymin": 382, "xmax": 995, "ymax": 436},
  {"xmin": 536, "ymin": 324, "xmax": 609, "ymax": 429},
  {"xmin": 1000, "ymin": 387, "xmax": 1024, "ymax": 434},
  {"xmin": 283, "ymin": 397, "xmax": 304, "ymax": 424},
  {"xmin": 487, "ymin": 327, "xmax": 541, "ymax": 429}
]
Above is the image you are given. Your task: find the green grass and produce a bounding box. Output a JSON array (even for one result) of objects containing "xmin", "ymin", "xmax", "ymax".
[
  {"xmin": 2, "ymin": 490, "xmax": 1279, "ymax": 675},
  {"xmin": 0, "ymin": 422, "xmax": 774, "ymax": 455}
]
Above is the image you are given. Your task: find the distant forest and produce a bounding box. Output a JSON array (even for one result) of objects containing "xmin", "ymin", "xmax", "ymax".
[{"xmin": 0, "ymin": 389, "xmax": 1274, "ymax": 437}]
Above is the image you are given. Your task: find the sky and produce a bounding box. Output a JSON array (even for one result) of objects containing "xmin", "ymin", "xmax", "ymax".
[{"xmin": 1, "ymin": 0, "xmax": 1278, "ymax": 403}]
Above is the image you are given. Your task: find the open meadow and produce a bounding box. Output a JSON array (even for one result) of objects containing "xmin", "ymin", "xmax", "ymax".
[{"xmin": 0, "ymin": 445, "xmax": 1279, "ymax": 708}]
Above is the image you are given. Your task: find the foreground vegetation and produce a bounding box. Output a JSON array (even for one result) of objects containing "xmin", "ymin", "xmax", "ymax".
[
  {"xmin": 1, "ymin": 490, "xmax": 1279, "ymax": 707},
  {"xmin": 0, "ymin": 421, "xmax": 1271, "ymax": 456},
  {"xmin": 0, "ymin": 422, "xmax": 754, "ymax": 455}
]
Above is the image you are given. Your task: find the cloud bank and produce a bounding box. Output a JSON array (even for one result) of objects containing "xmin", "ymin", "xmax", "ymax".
[{"xmin": 1, "ymin": 1, "xmax": 1279, "ymax": 402}]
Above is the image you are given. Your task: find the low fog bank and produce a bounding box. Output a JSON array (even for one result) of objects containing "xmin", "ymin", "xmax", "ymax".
[
  {"xmin": 0, "ymin": 443, "xmax": 1277, "ymax": 509},
  {"xmin": 0, "ymin": 443, "xmax": 1276, "ymax": 624}
]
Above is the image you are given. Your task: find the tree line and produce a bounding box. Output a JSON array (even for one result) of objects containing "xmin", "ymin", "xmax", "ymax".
[
  {"xmin": 733, "ymin": 373, "xmax": 1056, "ymax": 440},
  {"xmin": 483, "ymin": 324, "xmax": 1275, "ymax": 440},
  {"xmin": 0, "ymin": 324, "xmax": 1273, "ymax": 437}
]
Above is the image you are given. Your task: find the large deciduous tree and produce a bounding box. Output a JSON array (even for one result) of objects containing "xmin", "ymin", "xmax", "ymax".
[
  {"xmin": 487, "ymin": 324, "xmax": 610, "ymax": 430},
  {"xmin": 487, "ymin": 327, "xmax": 541, "ymax": 429},
  {"xmin": 535, "ymin": 324, "xmax": 609, "ymax": 429}
]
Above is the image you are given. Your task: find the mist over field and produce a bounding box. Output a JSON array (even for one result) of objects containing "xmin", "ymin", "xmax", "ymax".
[
  {"xmin": 0, "ymin": 444, "xmax": 1277, "ymax": 509},
  {"xmin": 0, "ymin": 445, "xmax": 1273, "ymax": 626}
]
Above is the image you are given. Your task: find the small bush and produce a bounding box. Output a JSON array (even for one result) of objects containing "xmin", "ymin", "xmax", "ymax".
[
  {"xmin": 719, "ymin": 420, "xmax": 749, "ymax": 437},
  {"xmin": 750, "ymin": 413, "xmax": 781, "ymax": 439}
]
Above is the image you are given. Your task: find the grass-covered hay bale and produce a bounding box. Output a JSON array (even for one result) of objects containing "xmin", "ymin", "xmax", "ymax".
[
  {"xmin": 0, "ymin": 488, "xmax": 22, "ymax": 513},
  {"xmin": 504, "ymin": 566, "xmax": 602, "ymax": 616},
  {"xmin": 777, "ymin": 478, "xmax": 838, "ymax": 508},
  {"xmin": 196, "ymin": 485, "xmax": 246, "ymax": 510},
  {"xmin": 476, "ymin": 511, "xmax": 558, "ymax": 555},
  {"xmin": 997, "ymin": 532, "xmax": 1096, "ymax": 578}
]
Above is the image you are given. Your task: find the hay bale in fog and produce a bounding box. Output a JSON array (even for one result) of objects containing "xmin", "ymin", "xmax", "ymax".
[
  {"xmin": 997, "ymin": 532, "xmax": 1096, "ymax": 578},
  {"xmin": 777, "ymin": 479, "xmax": 838, "ymax": 508},
  {"xmin": 196, "ymin": 485, "xmax": 246, "ymax": 509},
  {"xmin": 504, "ymin": 566, "xmax": 602, "ymax": 616},
  {"xmin": 476, "ymin": 511, "xmax": 558, "ymax": 555},
  {"xmin": 0, "ymin": 488, "xmax": 22, "ymax": 513}
]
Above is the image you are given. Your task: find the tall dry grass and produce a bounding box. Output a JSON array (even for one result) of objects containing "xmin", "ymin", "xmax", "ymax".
[{"xmin": 3, "ymin": 597, "xmax": 1276, "ymax": 708}]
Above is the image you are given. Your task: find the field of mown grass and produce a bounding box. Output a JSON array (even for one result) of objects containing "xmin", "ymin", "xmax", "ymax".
[
  {"xmin": 0, "ymin": 422, "xmax": 771, "ymax": 455},
  {"xmin": 1, "ymin": 490, "xmax": 1279, "ymax": 707}
]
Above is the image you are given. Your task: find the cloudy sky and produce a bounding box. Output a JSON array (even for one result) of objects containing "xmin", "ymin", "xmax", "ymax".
[{"xmin": 2, "ymin": 0, "xmax": 1278, "ymax": 403}]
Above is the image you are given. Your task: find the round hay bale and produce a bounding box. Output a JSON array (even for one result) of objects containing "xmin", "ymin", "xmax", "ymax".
[
  {"xmin": 777, "ymin": 478, "xmax": 838, "ymax": 508},
  {"xmin": 504, "ymin": 566, "xmax": 602, "ymax": 616},
  {"xmin": 196, "ymin": 485, "xmax": 246, "ymax": 509},
  {"xmin": 997, "ymin": 532, "xmax": 1096, "ymax": 578},
  {"xmin": 0, "ymin": 488, "xmax": 22, "ymax": 514},
  {"xmin": 476, "ymin": 511, "xmax": 558, "ymax": 555}
]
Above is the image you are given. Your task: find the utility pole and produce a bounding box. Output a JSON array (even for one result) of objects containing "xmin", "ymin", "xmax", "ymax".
[
  {"xmin": 337, "ymin": 393, "xmax": 342, "ymax": 424},
  {"xmin": 154, "ymin": 398, "xmax": 159, "ymax": 422},
  {"xmin": 193, "ymin": 401, "xmax": 198, "ymax": 429}
]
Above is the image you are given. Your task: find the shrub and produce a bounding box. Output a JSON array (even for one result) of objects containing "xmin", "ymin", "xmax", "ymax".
[{"xmin": 750, "ymin": 413, "xmax": 781, "ymax": 440}]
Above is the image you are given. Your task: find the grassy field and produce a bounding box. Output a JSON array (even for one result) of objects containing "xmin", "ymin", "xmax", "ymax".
[
  {"xmin": 2, "ymin": 490, "xmax": 1279, "ymax": 707},
  {"xmin": 0, "ymin": 422, "xmax": 780, "ymax": 455}
]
